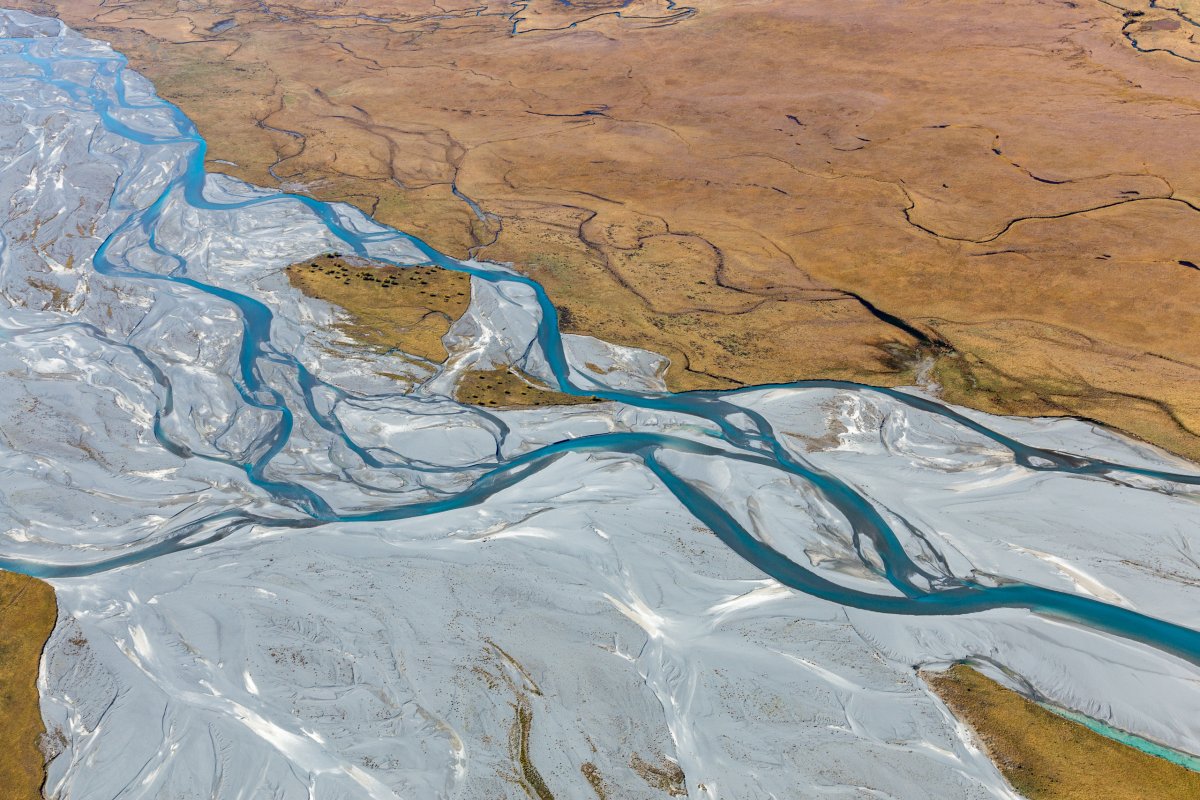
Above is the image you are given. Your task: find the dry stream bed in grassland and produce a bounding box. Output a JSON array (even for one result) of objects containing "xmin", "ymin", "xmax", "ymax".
[
  {"xmin": 926, "ymin": 664, "xmax": 1200, "ymax": 800},
  {"xmin": 18, "ymin": 0, "xmax": 1200, "ymax": 460}
]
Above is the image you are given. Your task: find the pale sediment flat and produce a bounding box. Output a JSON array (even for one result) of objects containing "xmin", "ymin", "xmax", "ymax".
[{"xmin": 1, "ymin": 10, "xmax": 1200, "ymax": 800}]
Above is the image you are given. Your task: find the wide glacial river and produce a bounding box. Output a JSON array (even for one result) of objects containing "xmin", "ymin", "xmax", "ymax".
[{"xmin": 5, "ymin": 13, "xmax": 1200, "ymax": 669}]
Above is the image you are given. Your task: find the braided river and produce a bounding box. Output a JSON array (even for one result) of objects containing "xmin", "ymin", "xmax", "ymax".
[{"xmin": 3, "ymin": 9, "xmax": 1200, "ymax": 798}]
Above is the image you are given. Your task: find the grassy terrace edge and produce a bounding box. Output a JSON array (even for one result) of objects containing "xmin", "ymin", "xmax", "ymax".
[
  {"xmin": 925, "ymin": 663, "xmax": 1200, "ymax": 800},
  {"xmin": 0, "ymin": 570, "xmax": 57, "ymax": 799}
]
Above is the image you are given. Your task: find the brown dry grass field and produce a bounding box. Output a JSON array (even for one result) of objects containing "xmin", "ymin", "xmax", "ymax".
[
  {"xmin": 926, "ymin": 664, "xmax": 1200, "ymax": 799},
  {"xmin": 13, "ymin": 0, "xmax": 1200, "ymax": 460},
  {"xmin": 0, "ymin": 570, "xmax": 57, "ymax": 799},
  {"xmin": 286, "ymin": 254, "xmax": 470, "ymax": 363},
  {"xmin": 455, "ymin": 367, "xmax": 602, "ymax": 407},
  {"xmin": 285, "ymin": 256, "xmax": 600, "ymax": 405}
]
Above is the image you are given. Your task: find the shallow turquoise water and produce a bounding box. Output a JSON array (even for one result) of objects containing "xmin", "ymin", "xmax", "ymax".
[
  {"xmin": 7, "ymin": 25, "xmax": 1200, "ymax": 694},
  {"xmin": 1041, "ymin": 704, "xmax": 1200, "ymax": 772}
]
